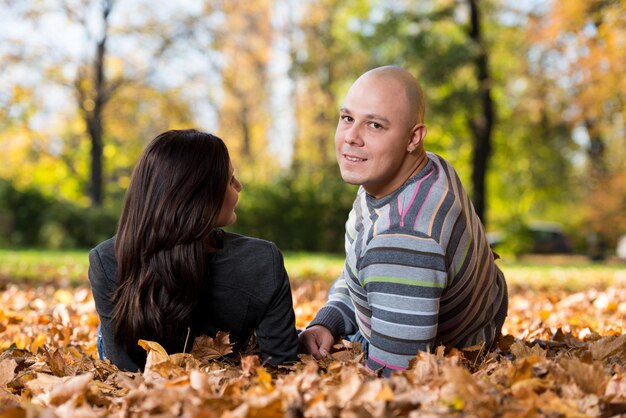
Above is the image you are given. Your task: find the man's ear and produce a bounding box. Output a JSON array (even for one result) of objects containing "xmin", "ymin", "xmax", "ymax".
[{"xmin": 407, "ymin": 123, "xmax": 427, "ymax": 153}]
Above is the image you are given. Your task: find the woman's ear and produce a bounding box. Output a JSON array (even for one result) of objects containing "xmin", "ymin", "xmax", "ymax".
[{"xmin": 407, "ymin": 123, "xmax": 427, "ymax": 153}]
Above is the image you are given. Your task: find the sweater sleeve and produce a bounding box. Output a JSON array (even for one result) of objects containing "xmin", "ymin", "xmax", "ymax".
[
  {"xmin": 362, "ymin": 236, "xmax": 447, "ymax": 376},
  {"xmin": 255, "ymin": 244, "xmax": 299, "ymax": 365},
  {"xmin": 306, "ymin": 267, "xmax": 358, "ymax": 338},
  {"xmin": 88, "ymin": 248, "xmax": 141, "ymax": 372}
]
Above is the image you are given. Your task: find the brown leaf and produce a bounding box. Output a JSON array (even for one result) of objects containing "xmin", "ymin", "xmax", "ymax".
[
  {"xmin": 560, "ymin": 358, "xmax": 609, "ymax": 396},
  {"xmin": 169, "ymin": 353, "xmax": 200, "ymax": 370},
  {"xmin": 191, "ymin": 332, "xmax": 234, "ymax": 362},
  {"xmin": 241, "ymin": 355, "xmax": 262, "ymax": 377},
  {"xmin": 589, "ymin": 334, "xmax": 626, "ymax": 362},
  {"xmin": 25, "ymin": 373, "xmax": 65, "ymax": 395},
  {"xmin": 46, "ymin": 348, "xmax": 73, "ymax": 377},
  {"xmin": 48, "ymin": 372, "xmax": 93, "ymax": 406},
  {"xmin": 510, "ymin": 341, "xmax": 547, "ymax": 359},
  {"xmin": 0, "ymin": 359, "xmax": 17, "ymax": 387}
]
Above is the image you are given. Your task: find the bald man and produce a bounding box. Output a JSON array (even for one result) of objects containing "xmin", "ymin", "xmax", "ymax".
[{"xmin": 298, "ymin": 66, "xmax": 508, "ymax": 376}]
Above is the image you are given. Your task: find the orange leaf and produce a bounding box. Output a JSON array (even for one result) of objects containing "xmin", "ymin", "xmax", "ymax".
[{"xmin": 256, "ymin": 367, "xmax": 273, "ymax": 391}]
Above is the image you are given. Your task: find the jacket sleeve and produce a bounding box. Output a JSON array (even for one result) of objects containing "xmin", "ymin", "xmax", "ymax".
[
  {"xmin": 254, "ymin": 245, "xmax": 299, "ymax": 365},
  {"xmin": 88, "ymin": 247, "xmax": 141, "ymax": 372}
]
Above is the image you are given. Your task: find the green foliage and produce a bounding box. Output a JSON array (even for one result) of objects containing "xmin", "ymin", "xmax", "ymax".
[
  {"xmin": 0, "ymin": 179, "xmax": 52, "ymax": 246},
  {"xmin": 42, "ymin": 203, "xmax": 118, "ymax": 249},
  {"xmin": 232, "ymin": 164, "xmax": 356, "ymax": 253},
  {"xmin": 0, "ymin": 178, "xmax": 118, "ymax": 249}
]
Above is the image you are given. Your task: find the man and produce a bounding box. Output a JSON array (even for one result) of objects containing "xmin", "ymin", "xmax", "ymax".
[{"xmin": 298, "ymin": 66, "xmax": 508, "ymax": 376}]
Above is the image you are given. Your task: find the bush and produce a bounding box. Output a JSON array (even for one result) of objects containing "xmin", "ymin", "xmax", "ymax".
[
  {"xmin": 232, "ymin": 167, "xmax": 356, "ymax": 253},
  {"xmin": 0, "ymin": 178, "xmax": 118, "ymax": 249},
  {"xmin": 0, "ymin": 179, "xmax": 52, "ymax": 246},
  {"xmin": 42, "ymin": 203, "xmax": 118, "ymax": 249}
]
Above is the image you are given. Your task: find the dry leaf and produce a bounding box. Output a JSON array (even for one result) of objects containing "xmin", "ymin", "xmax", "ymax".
[
  {"xmin": 48, "ymin": 372, "xmax": 93, "ymax": 406},
  {"xmin": 0, "ymin": 359, "xmax": 17, "ymax": 387},
  {"xmin": 589, "ymin": 334, "xmax": 626, "ymax": 362},
  {"xmin": 559, "ymin": 358, "xmax": 608, "ymax": 396},
  {"xmin": 3, "ymin": 274, "xmax": 626, "ymax": 417},
  {"xmin": 191, "ymin": 332, "xmax": 234, "ymax": 362},
  {"xmin": 138, "ymin": 339, "xmax": 169, "ymax": 361}
]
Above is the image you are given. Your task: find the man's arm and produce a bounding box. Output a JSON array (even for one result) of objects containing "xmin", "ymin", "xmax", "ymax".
[
  {"xmin": 362, "ymin": 235, "xmax": 447, "ymax": 376},
  {"xmin": 298, "ymin": 269, "xmax": 359, "ymax": 357}
]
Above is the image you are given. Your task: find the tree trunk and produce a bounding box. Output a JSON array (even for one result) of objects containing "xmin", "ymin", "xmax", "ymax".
[
  {"xmin": 87, "ymin": 0, "xmax": 113, "ymax": 207},
  {"xmin": 467, "ymin": 0, "xmax": 495, "ymax": 225}
]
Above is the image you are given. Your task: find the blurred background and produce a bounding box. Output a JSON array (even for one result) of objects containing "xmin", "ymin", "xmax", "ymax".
[{"xmin": 0, "ymin": 0, "xmax": 624, "ymax": 260}]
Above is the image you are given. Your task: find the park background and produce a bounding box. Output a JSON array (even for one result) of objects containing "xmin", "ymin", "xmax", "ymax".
[
  {"xmin": 0, "ymin": 0, "xmax": 624, "ymax": 258},
  {"xmin": 1, "ymin": 1, "xmax": 626, "ymax": 416}
]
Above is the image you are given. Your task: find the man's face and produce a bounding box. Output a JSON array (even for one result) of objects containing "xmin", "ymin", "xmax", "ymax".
[{"xmin": 335, "ymin": 75, "xmax": 415, "ymax": 198}]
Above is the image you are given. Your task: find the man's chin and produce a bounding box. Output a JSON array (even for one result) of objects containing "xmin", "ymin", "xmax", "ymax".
[{"xmin": 340, "ymin": 173, "xmax": 362, "ymax": 186}]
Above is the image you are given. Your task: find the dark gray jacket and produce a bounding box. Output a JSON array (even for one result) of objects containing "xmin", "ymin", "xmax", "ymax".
[{"xmin": 88, "ymin": 231, "xmax": 299, "ymax": 371}]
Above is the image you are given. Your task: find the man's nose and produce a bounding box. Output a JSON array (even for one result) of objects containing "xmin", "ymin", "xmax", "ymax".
[{"xmin": 345, "ymin": 124, "xmax": 363, "ymax": 146}]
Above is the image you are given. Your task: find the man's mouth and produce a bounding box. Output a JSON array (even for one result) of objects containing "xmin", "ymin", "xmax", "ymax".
[{"xmin": 344, "ymin": 154, "xmax": 367, "ymax": 162}]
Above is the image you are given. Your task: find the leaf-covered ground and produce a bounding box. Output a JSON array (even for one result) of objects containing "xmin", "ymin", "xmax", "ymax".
[{"xmin": 2, "ymin": 267, "xmax": 626, "ymax": 417}]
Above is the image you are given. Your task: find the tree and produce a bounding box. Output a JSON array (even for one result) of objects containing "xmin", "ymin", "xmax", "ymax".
[
  {"xmin": 0, "ymin": 0, "xmax": 214, "ymax": 206},
  {"xmin": 528, "ymin": 0, "xmax": 626, "ymax": 251},
  {"xmin": 211, "ymin": 0, "xmax": 277, "ymax": 182},
  {"xmin": 290, "ymin": 0, "xmax": 368, "ymax": 172},
  {"xmin": 466, "ymin": 0, "xmax": 495, "ymax": 223}
]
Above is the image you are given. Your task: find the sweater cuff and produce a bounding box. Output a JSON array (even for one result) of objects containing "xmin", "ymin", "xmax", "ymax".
[{"xmin": 307, "ymin": 306, "xmax": 346, "ymax": 337}]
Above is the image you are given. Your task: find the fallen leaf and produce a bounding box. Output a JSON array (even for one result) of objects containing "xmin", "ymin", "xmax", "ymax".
[
  {"xmin": 0, "ymin": 359, "xmax": 17, "ymax": 387},
  {"xmin": 191, "ymin": 332, "xmax": 233, "ymax": 362},
  {"xmin": 256, "ymin": 367, "xmax": 273, "ymax": 392},
  {"xmin": 48, "ymin": 372, "xmax": 93, "ymax": 406},
  {"xmin": 589, "ymin": 334, "xmax": 626, "ymax": 362}
]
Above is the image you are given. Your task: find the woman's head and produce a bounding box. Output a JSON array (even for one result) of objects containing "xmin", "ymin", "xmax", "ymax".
[
  {"xmin": 119, "ymin": 129, "xmax": 238, "ymax": 254},
  {"xmin": 113, "ymin": 129, "xmax": 240, "ymax": 366}
]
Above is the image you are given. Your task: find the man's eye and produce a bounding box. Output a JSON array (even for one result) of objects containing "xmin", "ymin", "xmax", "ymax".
[
  {"xmin": 369, "ymin": 122, "xmax": 382, "ymax": 129},
  {"xmin": 341, "ymin": 115, "xmax": 353, "ymax": 122}
]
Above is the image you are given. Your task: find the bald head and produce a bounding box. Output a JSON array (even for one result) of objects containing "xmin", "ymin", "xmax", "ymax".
[{"xmin": 354, "ymin": 66, "xmax": 426, "ymax": 125}]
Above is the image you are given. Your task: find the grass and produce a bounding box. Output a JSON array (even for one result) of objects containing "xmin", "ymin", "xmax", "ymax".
[
  {"xmin": 0, "ymin": 248, "xmax": 89, "ymax": 285},
  {"xmin": 1, "ymin": 248, "xmax": 625, "ymax": 291}
]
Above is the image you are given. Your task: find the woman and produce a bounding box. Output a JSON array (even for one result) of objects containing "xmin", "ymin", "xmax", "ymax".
[{"xmin": 88, "ymin": 129, "xmax": 299, "ymax": 371}]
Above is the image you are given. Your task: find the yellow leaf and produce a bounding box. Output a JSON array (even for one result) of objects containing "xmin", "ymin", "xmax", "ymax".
[
  {"xmin": 138, "ymin": 339, "xmax": 169, "ymax": 361},
  {"xmin": 376, "ymin": 382, "xmax": 394, "ymax": 401},
  {"xmin": 53, "ymin": 289, "xmax": 74, "ymax": 305},
  {"xmin": 29, "ymin": 333, "xmax": 46, "ymax": 354},
  {"xmin": 256, "ymin": 367, "xmax": 273, "ymax": 391},
  {"xmin": 448, "ymin": 395, "xmax": 465, "ymax": 411}
]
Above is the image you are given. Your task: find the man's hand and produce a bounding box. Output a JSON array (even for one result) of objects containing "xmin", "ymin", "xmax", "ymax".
[{"xmin": 298, "ymin": 325, "xmax": 334, "ymax": 359}]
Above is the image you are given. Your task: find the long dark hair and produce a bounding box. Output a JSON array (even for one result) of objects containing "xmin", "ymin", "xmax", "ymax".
[{"xmin": 112, "ymin": 129, "xmax": 230, "ymax": 365}]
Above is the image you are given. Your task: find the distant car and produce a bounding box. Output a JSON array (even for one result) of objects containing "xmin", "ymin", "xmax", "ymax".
[
  {"xmin": 528, "ymin": 223, "xmax": 572, "ymax": 254},
  {"xmin": 488, "ymin": 222, "xmax": 573, "ymax": 255}
]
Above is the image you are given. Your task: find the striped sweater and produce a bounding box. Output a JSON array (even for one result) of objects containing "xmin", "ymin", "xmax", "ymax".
[{"xmin": 310, "ymin": 152, "xmax": 508, "ymax": 375}]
